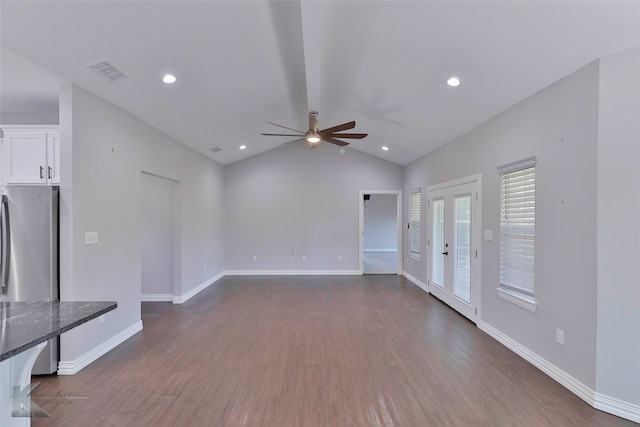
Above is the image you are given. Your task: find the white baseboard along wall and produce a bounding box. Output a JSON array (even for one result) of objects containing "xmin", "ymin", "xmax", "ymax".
[{"xmin": 403, "ymin": 271, "xmax": 640, "ymax": 423}]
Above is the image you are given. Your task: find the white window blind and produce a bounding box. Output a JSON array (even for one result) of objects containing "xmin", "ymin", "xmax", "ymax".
[
  {"xmin": 410, "ymin": 189, "xmax": 421, "ymax": 257},
  {"xmin": 499, "ymin": 157, "xmax": 535, "ymax": 297}
]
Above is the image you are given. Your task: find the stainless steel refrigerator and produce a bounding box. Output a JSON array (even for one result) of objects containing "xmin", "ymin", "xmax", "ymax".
[{"xmin": 0, "ymin": 185, "xmax": 59, "ymax": 375}]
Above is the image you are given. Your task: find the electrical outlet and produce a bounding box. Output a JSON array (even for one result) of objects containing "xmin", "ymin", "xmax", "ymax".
[
  {"xmin": 85, "ymin": 231, "xmax": 99, "ymax": 245},
  {"xmin": 253, "ymin": 256, "xmax": 257, "ymax": 262},
  {"xmin": 289, "ymin": 255, "xmax": 294, "ymax": 262},
  {"xmin": 302, "ymin": 255, "xmax": 306, "ymax": 262},
  {"xmin": 556, "ymin": 328, "xmax": 565, "ymax": 345},
  {"xmin": 203, "ymin": 264, "xmax": 207, "ymax": 272},
  {"xmin": 338, "ymin": 255, "xmax": 342, "ymax": 262}
]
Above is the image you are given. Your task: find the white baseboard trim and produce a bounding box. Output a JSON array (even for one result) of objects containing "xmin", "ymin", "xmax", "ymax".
[
  {"xmin": 595, "ymin": 392, "xmax": 640, "ymax": 423},
  {"xmin": 173, "ymin": 272, "xmax": 224, "ymax": 304},
  {"xmin": 479, "ymin": 321, "xmax": 640, "ymax": 423},
  {"xmin": 478, "ymin": 321, "xmax": 595, "ymax": 406},
  {"xmin": 364, "ymin": 249, "xmax": 398, "ymax": 253},
  {"xmin": 224, "ymin": 270, "xmax": 361, "ymax": 276},
  {"xmin": 403, "ymin": 271, "xmax": 428, "ymax": 293},
  {"xmin": 141, "ymin": 293, "xmax": 173, "ymax": 302},
  {"xmin": 57, "ymin": 321, "xmax": 143, "ymax": 375}
]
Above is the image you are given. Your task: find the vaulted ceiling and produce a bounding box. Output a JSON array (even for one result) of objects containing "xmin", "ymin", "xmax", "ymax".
[{"xmin": 1, "ymin": 1, "xmax": 639, "ymax": 165}]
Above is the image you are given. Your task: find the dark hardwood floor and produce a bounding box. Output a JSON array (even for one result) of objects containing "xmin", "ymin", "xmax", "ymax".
[{"xmin": 31, "ymin": 275, "xmax": 632, "ymax": 426}]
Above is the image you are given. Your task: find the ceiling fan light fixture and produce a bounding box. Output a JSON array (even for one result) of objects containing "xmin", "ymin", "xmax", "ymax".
[{"xmin": 307, "ymin": 133, "xmax": 320, "ymax": 143}]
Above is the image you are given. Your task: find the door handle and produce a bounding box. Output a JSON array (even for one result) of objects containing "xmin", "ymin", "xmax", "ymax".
[
  {"xmin": 48, "ymin": 166, "xmax": 53, "ymax": 180},
  {"xmin": 442, "ymin": 243, "xmax": 449, "ymax": 256},
  {"xmin": 40, "ymin": 166, "xmax": 44, "ymax": 180},
  {"xmin": 1, "ymin": 195, "xmax": 10, "ymax": 294}
]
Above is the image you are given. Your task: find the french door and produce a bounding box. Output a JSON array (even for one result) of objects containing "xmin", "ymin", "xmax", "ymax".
[{"xmin": 427, "ymin": 177, "xmax": 480, "ymax": 322}]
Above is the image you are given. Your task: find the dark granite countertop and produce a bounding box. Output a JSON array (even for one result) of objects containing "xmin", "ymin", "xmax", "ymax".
[{"xmin": 0, "ymin": 301, "xmax": 117, "ymax": 362}]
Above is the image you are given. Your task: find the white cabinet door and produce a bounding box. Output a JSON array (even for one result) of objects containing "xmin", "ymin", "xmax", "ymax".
[
  {"xmin": 2, "ymin": 130, "xmax": 48, "ymax": 184},
  {"xmin": 47, "ymin": 131, "xmax": 60, "ymax": 184}
]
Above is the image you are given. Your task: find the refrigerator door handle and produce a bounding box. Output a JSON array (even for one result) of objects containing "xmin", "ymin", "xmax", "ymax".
[{"xmin": 1, "ymin": 195, "xmax": 9, "ymax": 294}]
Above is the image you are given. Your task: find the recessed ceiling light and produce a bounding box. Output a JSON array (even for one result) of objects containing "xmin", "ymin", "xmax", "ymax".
[
  {"xmin": 447, "ymin": 77, "xmax": 460, "ymax": 87},
  {"xmin": 239, "ymin": 145, "xmax": 247, "ymax": 150},
  {"xmin": 163, "ymin": 74, "xmax": 177, "ymax": 84},
  {"xmin": 382, "ymin": 146, "xmax": 389, "ymax": 151}
]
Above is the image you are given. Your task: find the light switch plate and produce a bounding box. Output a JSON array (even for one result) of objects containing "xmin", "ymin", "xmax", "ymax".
[
  {"xmin": 85, "ymin": 231, "xmax": 99, "ymax": 245},
  {"xmin": 483, "ymin": 230, "xmax": 493, "ymax": 241}
]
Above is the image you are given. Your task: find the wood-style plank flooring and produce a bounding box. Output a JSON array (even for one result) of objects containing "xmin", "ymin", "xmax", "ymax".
[{"xmin": 32, "ymin": 275, "xmax": 633, "ymax": 426}]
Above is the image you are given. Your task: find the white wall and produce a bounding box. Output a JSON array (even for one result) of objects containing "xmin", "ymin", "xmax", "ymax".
[
  {"xmin": 404, "ymin": 62, "xmax": 600, "ymax": 390},
  {"xmin": 595, "ymin": 47, "xmax": 640, "ymax": 411},
  {"xmin": 363, "ymin": 194, "xmax": 397, "ymax": 251},
  {"xmin": 58, "ymin": 84, "xmax": 224, "ymax": 364},
  {"xmin": 0, "ymin": 111, "xmax": 58, "ymax": 125},
  {"xmin": 224, "ymin": 143, "xmax": 403, "ymax": 272}
]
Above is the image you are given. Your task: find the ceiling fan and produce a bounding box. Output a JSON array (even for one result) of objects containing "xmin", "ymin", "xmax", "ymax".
[{"xmin": 261, "ymin": 111, "xmax": 367, "ymax": 149}]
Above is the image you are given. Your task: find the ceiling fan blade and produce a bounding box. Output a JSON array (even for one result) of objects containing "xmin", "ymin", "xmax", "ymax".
[
  {"xmin": 319, "ymin": 121, "xmax": 356, "ymax": 135},
  {"xmin": 267, "ymin": 122, "xmax": 306, "ymax": 134},
  {"xmin": 261, "ymin": 133, "xmax": 306, "ymax": 137},
  {"xmin": 309, "ymin": 114, "xmax": 318, "ymax": 133},
  {"xmin": 323, "ymin": 137, "xmax": 350, "ymax": 147},
  {"xmin": 328, "ymin": 132, "xmax": 368, "ymax": 139}
]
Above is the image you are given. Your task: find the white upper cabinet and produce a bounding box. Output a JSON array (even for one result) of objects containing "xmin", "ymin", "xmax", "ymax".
[{"xmin": 1, "ymin": 127, "xmax": 60, "ymax": 185}]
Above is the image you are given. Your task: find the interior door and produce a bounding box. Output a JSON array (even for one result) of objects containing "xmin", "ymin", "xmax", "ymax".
[
  {"xmin": 141, "ymin": 172, "xmax": 178, "ymax": 301},
  {"xmin": 428, "ymin": 181, "xmax": 478, "ymax": 322}
]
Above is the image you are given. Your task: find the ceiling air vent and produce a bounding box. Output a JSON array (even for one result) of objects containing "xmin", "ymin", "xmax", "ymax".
[
  {"xmin": 86, "ymin": 60, "xmax": 127, "ymax": 82},
  {"xmin": 210, "ymin": 147, "xmax": 222, "ymax": 153}
]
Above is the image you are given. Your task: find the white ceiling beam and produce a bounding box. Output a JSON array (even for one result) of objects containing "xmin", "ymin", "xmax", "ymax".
[{"xmin": 300, "ymin": 0, "xmax": 324, "ymax": 115}]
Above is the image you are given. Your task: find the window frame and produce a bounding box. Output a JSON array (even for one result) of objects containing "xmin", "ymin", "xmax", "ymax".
[
  {"xmin": 409, "ymin": 188, "xmax": 421, "ymax": 260},
  {"xmin": 497, "ymin": 157, "xmax": 537, "ymax": 312}
]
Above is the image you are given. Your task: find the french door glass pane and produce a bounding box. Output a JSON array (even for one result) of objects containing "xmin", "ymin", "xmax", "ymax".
[
  {"xmin": 454, "ymin": 195, "xmax": 471, "ymax": 303},
  {"xmin": 432, "ymin": 198, "xmax": 445, "ymax": 288}
]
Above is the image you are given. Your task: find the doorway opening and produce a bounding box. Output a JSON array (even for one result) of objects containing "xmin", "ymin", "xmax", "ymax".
[
  {"xmin": 359, "ymin": 190, "xmax": 402, "ymax": 275},
  {"xmin": 427, "ymin": 175, "xmax": 481, "ymax": 323},
  {"xmin": 140, "ymin": 172, "xmax": 181, "ymax": 302}
]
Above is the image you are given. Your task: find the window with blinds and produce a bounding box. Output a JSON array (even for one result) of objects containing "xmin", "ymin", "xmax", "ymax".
[
  {"xmin": 499, "ymin": 157, "xmax": 535, "ymax": 298},
  {"xmin": 410, "ymin": 189, "xmax": 421, "ymax": 257}
]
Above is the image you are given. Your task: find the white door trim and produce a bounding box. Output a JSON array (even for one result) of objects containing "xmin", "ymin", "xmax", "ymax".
[
  {"xmin": 358, "ymin": 190, "xmax": 403, "ymax": 275},
  {"xmin": 428, "ymin": 173, "xmax": 481, "ymax": 192}
]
